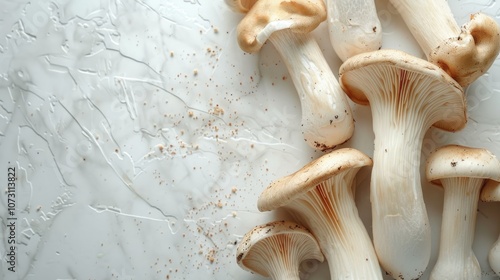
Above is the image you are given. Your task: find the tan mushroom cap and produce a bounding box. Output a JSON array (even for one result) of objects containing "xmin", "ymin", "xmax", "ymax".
[
  {"xmin": 426, "ymin": 144, "xmax": 500, "ymax": 187},
  {"xmin": 236, "ymin": 220, "xmax": 324, "ymax": 277},
  {"xmin": 339, "ymin": 49, "xmax": 467, "ymax": 132},
  {"xmin": 229, "ymin": 0, "xmax": 326, "ymax": 53},
  {"xmin": 481, "ymin": 180, "xmax": 500, "ymax": 202},
  {"xmin": 225, "ymin": 0, "xmax": 257, "ymax": 12},
  {"xmin": 258, "ymin": 148, "xmax": 372, "ymax": 211},
  {"xmin": 429, "ymin": 13, "xmax": 500, "ymax": 87}
]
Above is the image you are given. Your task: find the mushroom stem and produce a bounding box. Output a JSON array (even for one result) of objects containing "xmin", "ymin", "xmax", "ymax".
[
  {"xmin": 388, "ymin": 0, "xmax": 500, "ymax": 87},
  {"xmin": 388, "ymin": 0, "xmax": 459, "ymax": 56},
  {"xmin": 480, "ymin": 180, "xmax": 500, "ymax": 276},
  {"xmin": 430, "ymin": 177, "xmax": 482, "ymax": 280},
  {"xmin": 326, "ymin": 0, "xmax": 382, "ymax": 61},
  {"xmin": 269, "ymin": 30, "xmax": 353, "ymax": 150},
  {"xmin": 490, "ymin": 237, "xmax": 500, "ymax": 276},
  {"xmin": 285, "ymin": 168, "xmax": 382, "ymax": 279},
  {"xmin": 371, "ymin": 116, "xmax": 431, "ymax": 280}
]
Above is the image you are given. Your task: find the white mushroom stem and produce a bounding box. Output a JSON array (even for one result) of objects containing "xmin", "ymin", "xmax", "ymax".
[
  {"xmin": 370, "ymin": 110, "xmax": 431, "ymax": 279},
  {"xmin": 326, "ymin": 0, "xmax": 382, "ymax": 61},
  {"xmin": 481, "ymin": 180, "xmax": 500, "ymax": 276},
  {"xmin": 231, "ymin": 0, "xmax": 355, "ymax": 151},
  {"xmin": 268, "ymin": 29, "xmax": 353, "ymax": 150},
  {"xmin": 388, "ymin": 0, "xmax": 459, "ymax": 56},
  {"xmin": 388, "ymin": 0, "xmax": 500, "ymax": 87},
  {"xmin": 284, "ymin": 168, "xmax": 382, "ymax": 279},
  {"xmin": 430, "ymin": 177, "xmax": 483, "ymax": 280},
  {"xmin": 490, "ymin": 238, "xmax": 500, "ymax": 276}
]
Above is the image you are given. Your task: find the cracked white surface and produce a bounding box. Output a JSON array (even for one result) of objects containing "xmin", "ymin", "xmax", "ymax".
[{"xmin": 0, "ymin": 0, "xmax": 499, "ymax": 279}]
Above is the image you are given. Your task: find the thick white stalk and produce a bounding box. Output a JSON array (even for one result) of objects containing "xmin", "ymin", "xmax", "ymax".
[
  {"xmin": 490, "ymin": 236, "xmax": 500, "ymax": 276},
  {"xmin": 430, "ymin": 177, "xmax": 482, "ymax": 280},
  {"xmin": 326, "ymin": 0, "xmax": 382, "ymax": 61},
  {"xmin": 269, "ymin": 30, "xmax": 354, "ymax": 151},
  {"xmin": 387, "ymin": 0, "xmax": 459, "ymax": 57},
  {"xmin": 286, "ymin": 169, "xmax": 382, "ymax": 280},
  {"xmin": 371, "ymin": 114, "xmax": 431, "ymax": 280}
]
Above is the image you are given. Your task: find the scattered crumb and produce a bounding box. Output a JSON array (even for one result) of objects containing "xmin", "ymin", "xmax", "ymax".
[
  {"xmin": 207, "ymin": 252, "xmax": 215, "ymax": 263},
  {"xmin": 212, "ymin": 105, "xmax": 224, "ymax": 116}
]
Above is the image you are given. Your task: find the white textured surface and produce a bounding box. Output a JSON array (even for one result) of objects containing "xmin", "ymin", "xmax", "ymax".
[{"xmin": 0, "ymin": 0, "xmax": 499, "ymax": 279}]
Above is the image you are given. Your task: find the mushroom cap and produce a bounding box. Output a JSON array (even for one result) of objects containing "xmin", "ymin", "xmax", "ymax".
[
  {"xmin": 236, "ymin": 220, "xmax": 324, "ymax": 277},
  {"xmin": 429, "ymin": 13, "xmax": 500, "ymax": 87},
  {"xmin": 232, "ymin": 0, "xmax": 326, "ymax": 53},
  {"xmin": 426, "ymin": 144, "xmax": 500, "ymax": 187},
  {"xmin": 258, "ymin": 148, "xmax": 372, "ymax": 211},
  {"xmin": 225, "ymin": 0, "xmax": 257, "ymax": 13},
  {"xmin": 481, "ymin": 180, "xmax": 500, "ymax": 202},
  {"xmin": 339, "ymin": 49, "xmax": 467, "ymax": 132}
]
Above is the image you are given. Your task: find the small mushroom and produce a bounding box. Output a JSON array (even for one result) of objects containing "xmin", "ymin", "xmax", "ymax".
[
  {"xmin": 426, "ymin": 144, "xmax": 500, "ymax": 280},
  {"xmin": 258, "ymin": 148, "xmax": 382, "ymax": 279},
  {"xmin": 339, "ymin": 49, "xmax": 467, "ymax": 280},
  {"xmin": 226, "ymin": 0, "xmax": 354, "ymax": 151},
  {"xmin": 388, "ymin": 0, "xmax": 500, "ymax": 87},
  {"xmin": 481, "ymin": 177, "xmax": 500, "ymax": 277},
  {"xmin": 236, "ymin": 220, "xmax": 324, "ymax": 280},
  {"xmin": 326, "ymin": 0, "xmax": 382, "ymax": 61}
]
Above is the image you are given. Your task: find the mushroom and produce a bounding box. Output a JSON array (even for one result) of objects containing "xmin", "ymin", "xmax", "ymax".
[
  {"xmin": 481, "ymin": 175, "xmax": 500, "ymax": 277},
  {"xmin": 425, "ymin": 144, "xmax": 500, "ymax": 280},
  {"xmin": 387, "ymin": 0, "xmax": 500, "ymax": 87},
  {"xmin": 338, "ymin": 49, "xmax": 467, "ymax": 279},
  {"xmin": 236, "ymin": 220, "xmax": 324, "ymax": 280},
  {"xmin": 258, "ymin": 148, "xmax": 383, "ymax": 279},
  {"xmin": 226, "ymin": 0, "xmax": 354, "ymax": 151},
  {"xmin": 326, "ymin": 0, "xmax": 382, "ymax": 61}
]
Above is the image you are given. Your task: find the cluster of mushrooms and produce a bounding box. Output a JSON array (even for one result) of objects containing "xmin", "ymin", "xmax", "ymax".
[{"xmin": 226, "ymin": 0, "xmax": 500, "ymax": 279}]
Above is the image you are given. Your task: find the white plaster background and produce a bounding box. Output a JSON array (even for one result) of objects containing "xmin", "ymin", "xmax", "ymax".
[{"xmin": 0, "ymin": 0, "xmax": 499, "ymax": 279}]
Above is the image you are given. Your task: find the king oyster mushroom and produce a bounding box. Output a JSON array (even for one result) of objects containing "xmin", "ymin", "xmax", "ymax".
[
  {"xmin": 388, "ymin": 0, "xmax": 500, "ymax": 87},
  {"xmin": 258, "ymin": 148, "xmax": 382, "ymax": 279},
  {"xmin": 226, "ymin": 0, "xmax": 354, "ymax": 151},
  {"xmin": 426, "ymin": 145, "xmax": 500, "ymax": 280},
  {"xmin": 339, "ymin": 49, "xmax": 467, "ymax": 280},
  {"xmin": 236, "ymin": 220, "xmax": 324, "ymax": 280}
]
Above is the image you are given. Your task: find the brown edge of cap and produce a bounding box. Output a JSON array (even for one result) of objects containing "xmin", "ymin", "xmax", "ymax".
[
  {"xmin": 426, "ymin": 144, "xmax": 500, "ymax": 187},
  {"xmin": 257, "ymin": 148, "xmax": 372, "ymax": 211}
]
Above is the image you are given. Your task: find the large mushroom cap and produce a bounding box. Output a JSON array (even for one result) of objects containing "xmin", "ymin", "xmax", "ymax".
[
  {"xmin": 258, "ymin": 148, "xmax": 372, "ymax": 211},
  {"xmin": 339, "ymin": 49, "xmax": 467, "ymax": 132},
  {"xmin": 426, "ymin": 144, "xmax": 500, "ymax": 186},
  {"xmin": 236, "ymin": 220, "xmax": 324, "ymax": 277},
  {"xmin": 231, "ymin": 0, "xmax": 326, "ymax": 53},
  {"xmin": 429, "ymin": 13, "xmax": 500, "ymax": 87}
]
